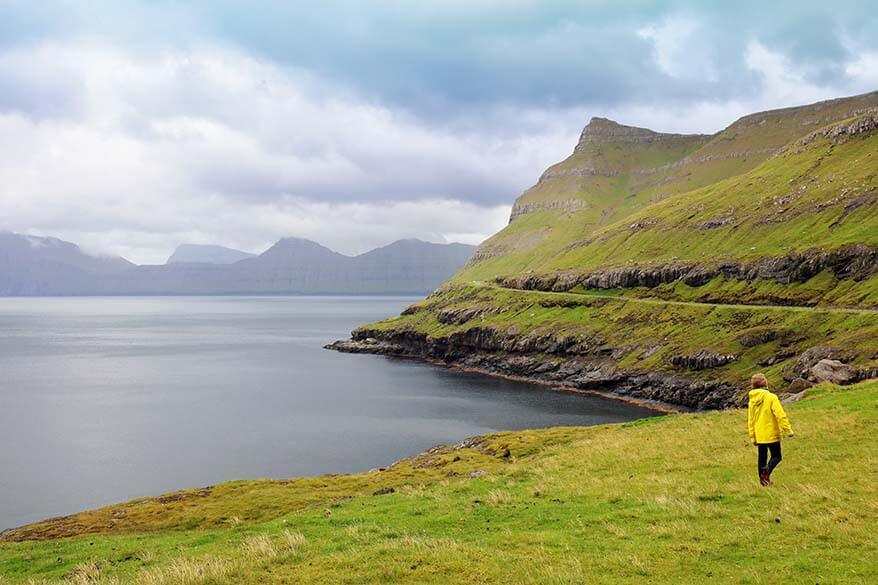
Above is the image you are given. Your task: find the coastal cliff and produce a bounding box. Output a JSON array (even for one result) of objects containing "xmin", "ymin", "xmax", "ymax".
[{"xmin": 329, "ymin": 93, "xmax": 878, "ymax": 409}]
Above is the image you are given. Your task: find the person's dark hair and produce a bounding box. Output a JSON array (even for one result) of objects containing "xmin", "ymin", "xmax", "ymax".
[{"xmin": 751, "ymin": 373, "xmax": 768, "ymax": 389}]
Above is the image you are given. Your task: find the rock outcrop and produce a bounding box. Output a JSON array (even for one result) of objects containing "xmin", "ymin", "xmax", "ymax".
[
  {"xmin": 509, "ymin": 199, "xmax": 590, "ymax": 223},
  {"xmin": 795, "ymin": 110, "xmax": 878, "ymax": 147},
  {"xmin": 786, "ymin": 346, "xmax": 858, "ymax": 380},
  {"xmin": 809, "ymin": 359, "xmax": 864, "ymax": 385},
  {"xmin": 436, "ymin": 305, "xmax": 502, "ymax": 325},
  {"xmin": 575, "ymin": 117, "xmax": 708, "ymax": 148},
  {"xmin": 784, "ymin": 347, "xmax": 878, "ymax": 385},
  {"xmin": 669, "ymin": 351, "xmax": 737, "ymax": 371},
  {"xmin": 786, "ymin": 378, "xmax": 814, "ymax": 394}
]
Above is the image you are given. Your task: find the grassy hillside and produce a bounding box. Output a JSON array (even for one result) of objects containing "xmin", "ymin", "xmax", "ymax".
[
  {"xmin": 2, "ymin": 380, "xmax": 877, "ymax": 583},
  {"xmin": 465, "ymin": 93, "xmax": 878, "ymax": 307},
  {"xmin": 464, "ymin": 114, "xmax": 878, "ymax": 295},
  {"xmin": 532, "ymin": 116, "xmax": 875, "ymax": 271},
  {"xmin": 492, "ymin": 114, "xmax": 878, "ymax": 308},
  {"xmin": 335, "ymin": 95, "xmax": 878, "ymax": 409}
]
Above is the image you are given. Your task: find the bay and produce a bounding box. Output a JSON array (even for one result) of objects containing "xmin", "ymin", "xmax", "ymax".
[{"xmin": 0, "ymin": 296, "xmax": 656, "ymax": 530}]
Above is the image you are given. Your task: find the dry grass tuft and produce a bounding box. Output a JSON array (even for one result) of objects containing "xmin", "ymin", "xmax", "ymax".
[
  {"xmin": 66, "ymin": 562, "xmax": 106, "ymax": 585},
  {"xmin": 134, "ymin": 550, "xmax": 156, "ymax": 563},
  {"xmin": 225, "ymin": 516, "xmax": 242, "ymax": 527},
  {"xmin": 345, "ymin": 524, "xmax": 362, "ymax": 539},
  {"xmin": 240, "ymin": 533, "xmax": 276, "ymax": 560},
  {"xmin": 397, "ymin": 533, "xmax": 462, "ymax": 554},
  {"xmin": 137, "ymin": 557, "xmax": 234, "ymax": 585},
  {"xmin": 485, "ymin": 489, "xmax": 512, "ymax": 506},
  {"xmin": 398, "ymin": 484, "xmax": 426, "ymax": 497},
  {"xmin": 281, "ymin": 530, "xmax": 306, "ymax": 552}
]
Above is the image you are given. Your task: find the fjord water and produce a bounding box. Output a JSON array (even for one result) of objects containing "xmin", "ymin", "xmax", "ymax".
[{"xmin": 0, "ymin": 296, "xmax": 656, "ymax": 530}]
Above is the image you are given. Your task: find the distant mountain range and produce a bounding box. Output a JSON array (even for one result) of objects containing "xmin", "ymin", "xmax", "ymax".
[{"xmin": 0, "ymin": 232, "xmax": 476, "ymax": 295}]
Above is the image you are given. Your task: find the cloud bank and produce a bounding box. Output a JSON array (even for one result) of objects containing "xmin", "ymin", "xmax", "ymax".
[{"xmin": 0, "ymin": 44, "xmax": 563, "ymax": 262}]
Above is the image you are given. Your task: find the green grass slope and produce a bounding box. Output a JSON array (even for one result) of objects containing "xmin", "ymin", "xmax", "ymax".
[
  {"xmin": 551, "ymin": 117, "xmax": 878, "ymax": 270},
  {"xmin": 3, "ymin": 380, "xmax": 877, "ymax": 583}
]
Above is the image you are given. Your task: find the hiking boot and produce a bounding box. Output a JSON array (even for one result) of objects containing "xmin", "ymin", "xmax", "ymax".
[{"xmin": 759, "ymin": 470, "xmax": 771, "ymax": 486}]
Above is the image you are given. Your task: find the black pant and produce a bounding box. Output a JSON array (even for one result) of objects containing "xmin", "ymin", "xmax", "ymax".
[{"xmin": 757, "ymin": 442, "xmax": 782, "ymax": 477}]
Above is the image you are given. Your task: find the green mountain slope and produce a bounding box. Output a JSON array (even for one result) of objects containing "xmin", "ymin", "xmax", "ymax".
[
  {"xmin": 498, "ymin": 112, "xmax": 878, "ymax": 308},
  {"xmin": 3, "ymin": 381, "xmax": 877, "ymax": 583},
  {"xmin": 469, "ymin": 92, "xmax": 878, "ymax": 284},
  {"xmin": 331, "ymin": 93, "xmax": 878, "ymax": 408}
]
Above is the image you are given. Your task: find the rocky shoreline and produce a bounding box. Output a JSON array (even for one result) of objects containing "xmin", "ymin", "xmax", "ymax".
[
  {"xmin": 326, "ymin": 329, "xmax": 742, "ymax": 411},
  {"xmin": 327, "ymin": 325, "xmax": 877, "ymax": 412}
]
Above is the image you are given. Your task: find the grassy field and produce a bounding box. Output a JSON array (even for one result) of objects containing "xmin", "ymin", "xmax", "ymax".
[{"xmin": 2, "ymin": 380, "xmax": 877, "ymax": 583}]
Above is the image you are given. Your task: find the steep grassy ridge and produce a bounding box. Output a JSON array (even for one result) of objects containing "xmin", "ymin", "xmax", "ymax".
[
  {"xmin": 473, "ymin": 92, "xmax": 878, "ymax": 283},
  {"xmin": 2, "ymin": 381, "xmax": 877, "ymax": 583}
]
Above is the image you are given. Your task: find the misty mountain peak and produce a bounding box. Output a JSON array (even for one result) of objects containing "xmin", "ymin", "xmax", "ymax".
[{"xmin": 166, "ymin": 244, "xmax": 255, "ymax": 265}]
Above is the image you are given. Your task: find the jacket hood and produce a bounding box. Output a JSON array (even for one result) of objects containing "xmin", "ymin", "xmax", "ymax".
[{"xmin": 749, "ymin": 388, "xmax": 769, "ymax": 405}]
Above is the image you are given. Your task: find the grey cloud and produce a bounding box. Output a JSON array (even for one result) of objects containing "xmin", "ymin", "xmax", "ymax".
[
  {"xmin": 3, "ymin": 1, "xmax": 877, "ymax": 121},
  {"xmin": 0, "ymin": 55, "xmax": 83, "ymax": 120}
]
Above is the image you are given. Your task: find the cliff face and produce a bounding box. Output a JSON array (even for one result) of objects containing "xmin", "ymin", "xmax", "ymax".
[{"xmin": 333, "ymin": 92, "xmax": 878, "ymax": 409}]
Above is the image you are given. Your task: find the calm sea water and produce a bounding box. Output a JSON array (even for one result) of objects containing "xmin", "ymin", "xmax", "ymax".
[{"xmin": 0, "ymin": 296, "xmax": 656, "ymax": 530}]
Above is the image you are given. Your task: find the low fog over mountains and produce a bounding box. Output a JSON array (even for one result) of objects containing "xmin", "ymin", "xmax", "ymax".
[{"xmin": 0, "ymin": 232, "xmax": 475, "ymax": 295}]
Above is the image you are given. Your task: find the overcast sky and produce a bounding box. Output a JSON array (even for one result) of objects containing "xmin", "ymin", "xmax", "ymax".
[{"xmin": 1, "ymin": 1, "xmax": 877, "ymax": 264}]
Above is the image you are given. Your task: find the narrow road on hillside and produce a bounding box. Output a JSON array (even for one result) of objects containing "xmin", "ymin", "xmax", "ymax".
[{"xmin": 472, "ymin": 281, "xmax": 878, "ymax": 315}]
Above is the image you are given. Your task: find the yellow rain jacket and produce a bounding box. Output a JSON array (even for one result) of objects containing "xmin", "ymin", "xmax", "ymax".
[{"xmin": 748, "ymin": 388, "xmax": 793, "ymax": 444}]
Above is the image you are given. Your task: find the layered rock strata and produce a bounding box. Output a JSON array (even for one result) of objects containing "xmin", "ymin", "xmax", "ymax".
[{"xmin": 495, "ymin": 244, "xmax": 878, "ymax": 300}]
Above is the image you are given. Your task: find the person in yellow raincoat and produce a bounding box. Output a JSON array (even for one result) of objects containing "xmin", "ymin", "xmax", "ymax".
[{"xmin": 748, "ymin": 373, "xmax": 794, "ymax": 486}]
